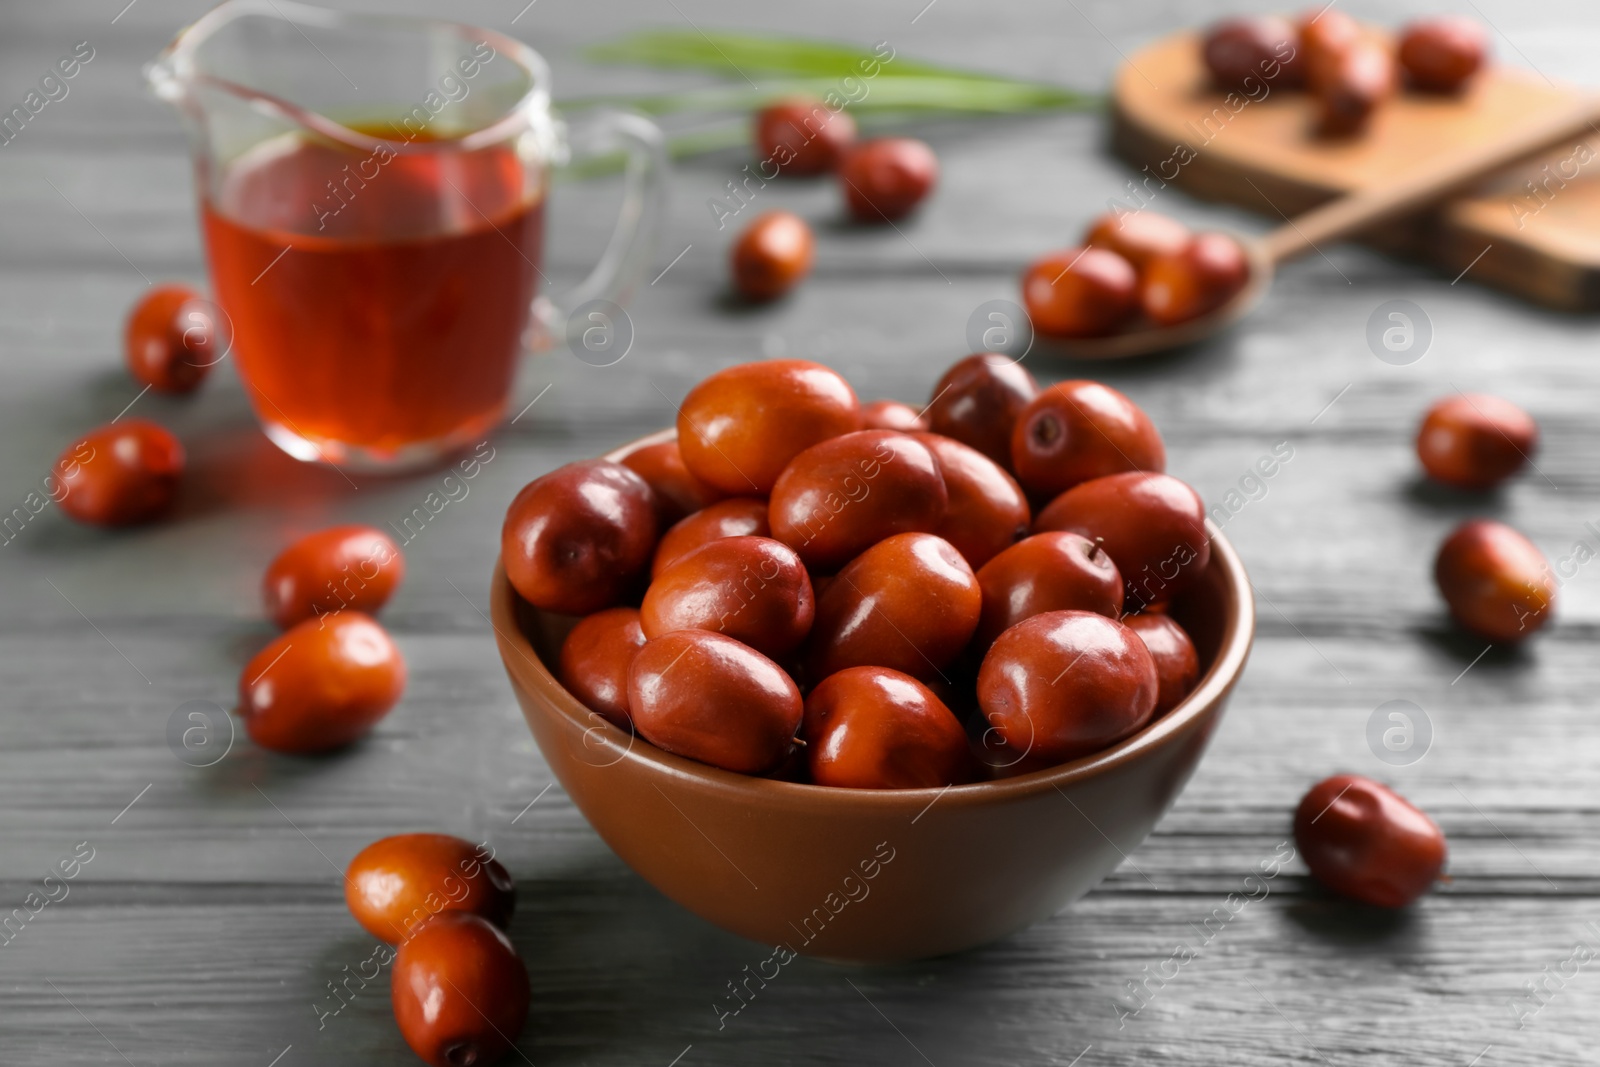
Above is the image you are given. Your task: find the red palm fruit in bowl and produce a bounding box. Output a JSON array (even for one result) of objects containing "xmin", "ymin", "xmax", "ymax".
[{"xmin": 490, "ymin": 428, "xmax": 1255, "ymax": 963}]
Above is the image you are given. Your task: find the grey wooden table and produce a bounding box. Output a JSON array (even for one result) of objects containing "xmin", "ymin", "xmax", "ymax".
[{"xmin": 4, "ymin": 1, "xmax": 1599, "ymax": 1064}]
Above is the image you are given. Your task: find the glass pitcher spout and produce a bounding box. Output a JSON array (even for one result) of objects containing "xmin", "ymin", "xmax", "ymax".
[{"xmin": 146, "ymin": 0, "xmax": 561, "ymax": 163}]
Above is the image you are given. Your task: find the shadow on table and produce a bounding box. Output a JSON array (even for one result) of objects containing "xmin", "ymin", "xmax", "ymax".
[
  {"xmin": 1282, "ymin": 894, "xmax": 1427, "ymax": 953},
  {"xmin": 13, "ymin": 417, "xmax": 371, "ymax": 556},
  {"xmin": 502, "ymin": 851, "xmax": 1094, "ymax": 1065},
  {"xmin": 1414, "ymin": 622, "xmax": 1535, "ymax": 671},
  {"xmin": 511, "ymin": 853, "xmax": 765, "ymax": 1062},
  {"xmin": 173, "ymin": 419, "xmax": 460, "ymax": 522},
  {"xmin": 1400, "ymin": 474, "xmax": 1513, "ymax": 519},
  {"xmin": 1027, "ymin": 330, "xmax": 1249, "ymax": 381},
  {"xmin": 176, "ymin": 730, "xmax": 375, "ymax": 805}
]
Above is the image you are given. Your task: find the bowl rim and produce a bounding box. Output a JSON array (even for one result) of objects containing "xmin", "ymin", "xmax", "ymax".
[{"xmin": 491, "ymin": 428, "xmax": 1255, "ymax": 812}]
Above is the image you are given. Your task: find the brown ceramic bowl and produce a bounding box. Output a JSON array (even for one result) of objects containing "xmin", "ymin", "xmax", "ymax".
[{"xmin": 491, "ymin": 430, "xmax": 1254, "ymax": 963}]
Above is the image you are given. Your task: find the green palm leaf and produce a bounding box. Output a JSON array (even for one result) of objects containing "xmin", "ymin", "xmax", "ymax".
[
  {"xmin": 585, "ymin": 30, "xmax": 968, "ymax": 81},
  {"xmin": 558, "ymin": 30, "xmax": 1100, "ymax": 173}
]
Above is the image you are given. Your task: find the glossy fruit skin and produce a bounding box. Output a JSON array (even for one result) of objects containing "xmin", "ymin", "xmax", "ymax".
[
  {"xmin": 1299, "ymin": 7, "xmax": 1362, "ymax": 90},
  {"xmin": 641, "ymin": 536, "xmax": 815, "ymax": 659},
  {"xmin": 1415, "ymin": 393, "xmax": 1537, "ymax": 491},
  {"xmin": 238, "ymin": 612, "xmax": 406, "ymax": 754},
  {"xmin": 839, "ymin": 137, "xmax": 938, "ymax": 222},
  {"xmin": 1021, "ymin": 247, "xmax": 1139, "ymax": 338},
  {"xmin": 1140, "ymin": 232, "xmax": 1250, "ymax": 327},
  {"xmin": 1399, "ymin": 16, "xmax": 1488, "ymax": 93},
  {"xmin": 56, "ymin": 419, "xmax": 184, "ymax": 527},
  {"xmin": 768, "ymin": 430, "xmax": 948, "ymax": 572},
  {"xmin": 977, "ymin": 610, "xmax": 1159, "ymax": 764},
  {"xmin": 1314, "ymin": 39, "xmax": 1395, "ymax": 137},
  {"xmin": 731, "ymin": 211, "xmax": 815, "ymax": 301},
  {"xmin": 652, "ymin": 497, "xmax": 770, "ymax": 579},
  {"xmin": 861, "ymin": 399, "xmax": 929, "ymax": 432},
  {"xmin": 1010, "ymin": 380, "xmax": 1166, "ymax": 500},
  {"xmin": 345, "ymin": 834, "xmax": 515, "ymax": 943},
  {"xmin": 1202, "ymin": 16, "xmax": 1304, "ymax": 91},
  {"xmin": 1434, "ymin": 520, "xmax": 1554, "ymax": 643},
  {"xmin": 805, "ymin": 532, "xmax": 981, "ymax": 682},
  {"xmin": 124, "ymin": 284, "xmax": 220, "ymax": 394},
  {"xmin": 1035, "ymin": 472, "xmax": 1211, "ymax": 609},
  {"xmin": 677, "ymin": 359, "xmax": 860, "ymax": 496},
  {"xmin": 502, "ymin": 460, "xmax": 659, "ymax": 615},
  {"xmin": 262, "ymin": 525, "xmax": 405, "ymax": 630},
  {"xmin": 1126, "ymin": 612, "xmax": 1200, "ymax": 715},
  {"xmin": 1084, "ymin": 210, "xmax": 1192, "ymax": 271},
  {"xmin": 911, "ymin": 432, "xmax": 1030, "ymax": 570},
  {"xmin": 755, "ymin": 98, "xmax": 857, "ymax": 176},
  {"xmin": 1294, "ymin": 775, "xmax": 1447, "ymax": 907},
  {"xmin": 558, "ymin": 607, "xmax": 647, "ymax": 727},
  {"xmin": 392, "ymin": 912, "xmax": 530, "ymax": 1067},
  {"xmin": 925, "ymin": 354, "xmax": 1040, "ymax": 467},
  {"xmin": 621, "ymin": 440, "xmax": 723, "ymax": 525},
  {"xmin": 628, "ymin": 629, "xmax": 803, "ymax": 773},
  {"xmin": 803, "ymin": 667, "xmax": 970, "ymax": 789},
  {"xmin": 974, "ymin": 532, "xmax": 1124, "ymax": 649}
]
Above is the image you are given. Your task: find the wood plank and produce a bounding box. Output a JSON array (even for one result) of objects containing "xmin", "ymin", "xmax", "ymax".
[{"xmin": 3, "ymin": 894, "xmax": 1598, "ymax": 1065}]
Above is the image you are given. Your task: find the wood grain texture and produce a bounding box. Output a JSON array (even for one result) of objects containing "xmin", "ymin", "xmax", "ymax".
[{"xmin": 2, "ymin": 0, "xmax": 1599, "ymax": 1064}]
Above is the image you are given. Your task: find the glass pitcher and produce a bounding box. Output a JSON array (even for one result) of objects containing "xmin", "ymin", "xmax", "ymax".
[{"xmin": 147, "ymin": 0, "xmax": 666, "ymax": 471}]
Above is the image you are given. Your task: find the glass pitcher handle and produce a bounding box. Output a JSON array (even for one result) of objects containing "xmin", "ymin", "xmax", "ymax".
[{"xmin": 530, "ymin": 109, "xmax": 668, "ymax": 352}]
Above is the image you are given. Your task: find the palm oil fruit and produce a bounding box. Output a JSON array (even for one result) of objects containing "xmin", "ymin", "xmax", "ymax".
[
  {"xmin": 628, "ymin": 629, "xmax": 803, "ymax": 774},
  {"xmin": 839, "ymin": 137, "xmax": 938, "ymax": 222},
  {"xmin": 768, "ymin": 430, "xmax": 947, "ymax": 572},
  {"xmin": 1415, "ymin": 393, "xmax": 1537, "ymax": 491},
  {"xmin": 805, "ymin": 532, "xmax": 981, "ymax": 682},
  {"xmin": 501, "ymin": 460, "xmax": 658, "ymax": 616},
  {"xmin": 755, "ymin": 98, "xmax": 857, "ymax": 175},
  {"xmin": 262, "ymin": 525, "xmax": 405, "ymax": 629},
  {"xmin": 1294, "ymin": 775, "xmax": 1447, "ymax": 907},
  {"xmin": 559, "ymin": 607, "xmax": 648, "ymax": 727},
  {"xmin": 1010, "ymin": 381, "xmax": 1166, "ymax": 500},
  {"xmin": 641, "ymin": 536, "xmax": 815, "ymax": 659},
  {"xmin": 977, "ymin": 610, "xmax": 1159, "ymax": 764},
  {"xmin": 804, "ymin": 667, "xmax": 970, "ymax": 788},
  {"xmin": 676, "ymin": 360, "xmax": 860, "ymax": 496},
  {"xmin": 391, "ymin": 912, "xmax": 530, "ymax": 1067},
  {"xmin": 345, "ymin": 834, "xmax": 514, "ymax": 943},
  {"xmin": 55, "ymin": 420, "xmax": 184, "ymax": 527},
  {"xmin": 924, "ymin": 353, "xmax": 1039, "ymax": 467},
  {"xmin": 238, "ymin": 612, "xmax": 406, "ymax": 754},
  {"xmin": 1021, "ymin": 247, "xmax": 1139, "ymax": 338},
  {"xmin": 731, "ymin": 211, "xmax": 815, "ymax": 301},
  {"xmin": 1434, "ymin": 520, "xmax": 1554, "ymax": 643}
]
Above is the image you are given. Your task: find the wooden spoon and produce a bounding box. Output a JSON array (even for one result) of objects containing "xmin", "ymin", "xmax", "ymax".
[{"xmin": 1051, "ymin": 97, "xmax": 1600, "ymax": 359}]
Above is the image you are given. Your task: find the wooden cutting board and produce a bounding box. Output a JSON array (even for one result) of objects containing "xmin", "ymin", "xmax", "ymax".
[{"xmin": 1110, "ymin": 29, "xmax": 1600, "ymax": 310}]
